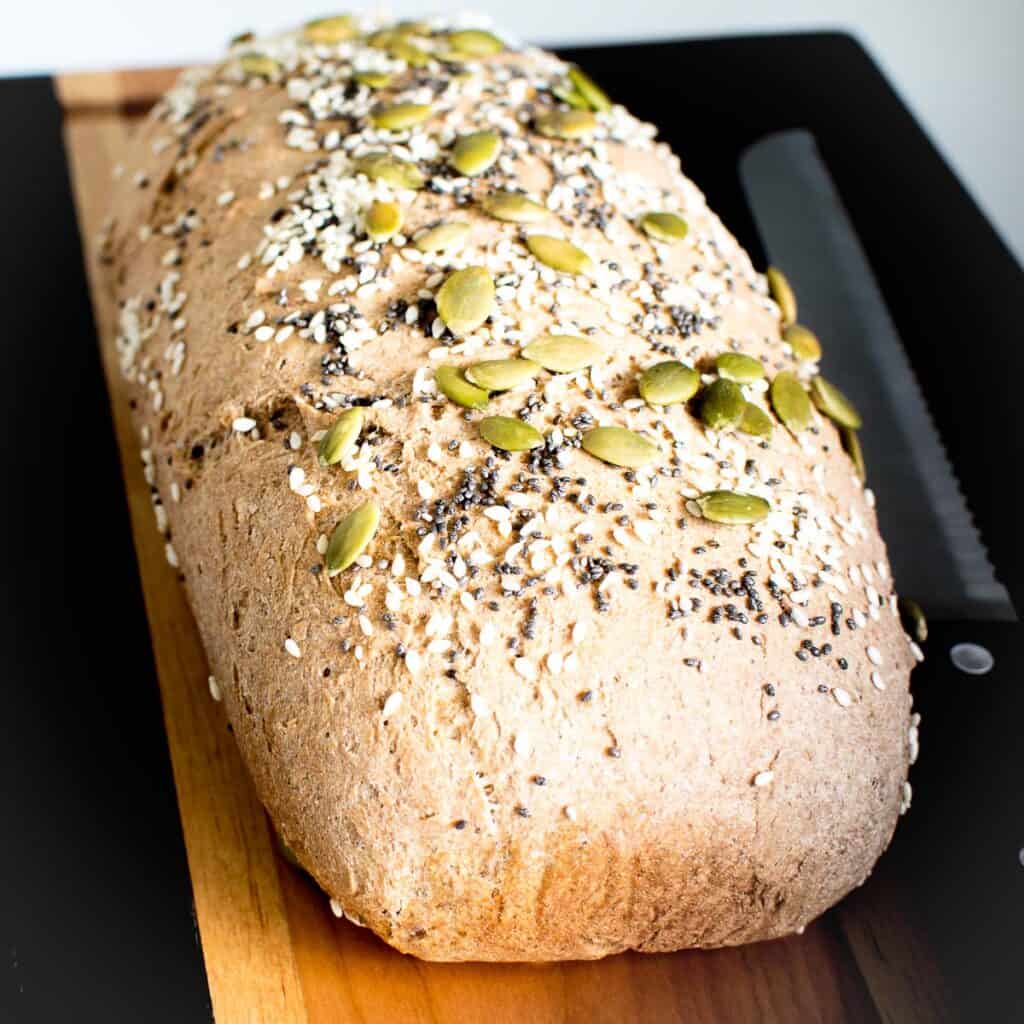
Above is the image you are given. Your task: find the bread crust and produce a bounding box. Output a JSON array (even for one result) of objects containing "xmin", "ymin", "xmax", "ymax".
[{"xmin": 105, "ymin": 16, "xmax": 918, "ymax": 961}]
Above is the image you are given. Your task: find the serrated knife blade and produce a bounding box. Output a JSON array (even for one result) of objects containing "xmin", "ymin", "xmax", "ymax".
[{"xmin": 739, "ymin": 130, "xmax": 1013, "ymax": 621}]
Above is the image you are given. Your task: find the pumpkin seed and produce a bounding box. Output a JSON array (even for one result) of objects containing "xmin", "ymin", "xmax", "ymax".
[
  {"xmin": 353, "ymin": 70, "xmax": 392, "ymax": 89},
  {"xmin": 239, "ymin": 53, "xmax": 280, "ymax": 78},
  {"xmin": 326, "ymin": 500, "xmax": 381, "ymax": 574},
  {"xmin": 783, "ymin": 323, "xmax": 822, "ymax": 361},
  {"xmin": 810, "ymin": 376, "xmax": 862, "ymax": 429},
  {"xmin": 479, "ymin": 416, "xmax": 544, "ymax": 451},
  {"xmin": 365, "ymin": 200, "xmax": 402, "ymax": 242},
  {"xmin": 770, "ymin": 372, "xmax": 813, "ymax": 432},
  {"xmin": 716, "ymin": 352, "xmax": 765, "ymax": 384},
  {"xmin": 445, "ymin": 28, "xmax": 504, "ymax": 56},
  {"xmin": 413, "ymin": 221, "xmax": 471, "ymax": 253},
  {"xmin": 552, "ymin": 81, "xmax": 589, "ymax": 109},
  {"xmin": 535, "ymin": 109, "xmax": 597, "ymax": 140},
  {"xmin": 766, "ymin": 265, "xmax": 797, "ymax": 327},
  {"xmin": 366, "ymin": 28, "xmax": 400, "ymax": 48},
  {"xmin": 435, "ymin": 266, "xmax": 495, "ymax": 336},
  {"xmin": 366, "ymin": 28, "xmax": 430, "ymax": 65},
  {"xmin": 898, "ymin": 597, "xmax": 928, "ymax": 644},
  {"xmin": 318, "ymin": 407, "xmax": 364, "ymax": 466},
  {"xmin": 567, "ymin": 66, "xmax": 611, "ymax": 112},
  {"xmin": 639, "ymin": 211, "xmax": 689, "ymax": 243},
  {"xmin": 638, "ymin": 361, "xmax": 699, "ymax": 406},
  {"xmin": 435, "ymin": 365, "xmax": 489, "ymax": 409},
  {"xmin": 481, "ymin": 190, "xmax": 549, "ymax": 223},
  {"xmin": 695, "ymin": 490, "xmax": 771, "ymax": 525},
  {"xmin": 738, "ymin": 402, "xmax": 774, "ymax": 439},
  {"xmin": 451, "ymin": 131, "xmax": 501, "ymax": 176},
  {"xmin": 303, "ymin": 15, "xmax": 357, "ymax": 43},
  {"xmin": 581, "ymin": 426, "xmax": 659, "ymax": 468},
  {"xmin": 388, "ymin": 39, "xmax": 431, "ymax": 66},
  {"xmin": 371, "ymin": 102, "xmax": 433, "ymax": 131},
  {"xmin": 700, "ymin": 378, "xmax": 746, "ymax": 430},
  {"xmin": 394, "ymin": 19, "xmax": 431, "ymax": 37},
  {"xmin": 521, "ymin": 334, "xmax": 603, "ymax": 372},
  {"xmin": 840, "ymin": 426, "xmax": 866, "ymax": 480},
  {"xmin": 352, "ymin": 152, "xmax": 424, "ymax": 189},
  {"xmin": 526, "ymin": 234, "xmax": 593, "ymax": 275},
  {"xmin": 465, "ymin": 358, "xmax": 539, "ymax": 391}
]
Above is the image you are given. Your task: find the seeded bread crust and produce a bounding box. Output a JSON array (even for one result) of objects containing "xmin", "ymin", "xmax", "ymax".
[{"xmin": 104, "ymin": 15, "xmax": 919, "ymax": 961}]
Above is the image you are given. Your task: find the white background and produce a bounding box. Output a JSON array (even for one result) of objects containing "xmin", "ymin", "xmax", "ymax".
[{"xmin": 8, "ymin": 2, "xmax": 1022, "ymax": 261}]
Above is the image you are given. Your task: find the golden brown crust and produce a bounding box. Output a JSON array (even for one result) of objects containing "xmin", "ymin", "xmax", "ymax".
[{"xmin": 105, "ymin": 15, "xmax": 919, "ymax": 961}]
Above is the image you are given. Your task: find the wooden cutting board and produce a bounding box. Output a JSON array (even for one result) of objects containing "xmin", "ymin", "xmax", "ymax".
[{"xmin": 56, "ymin": 66, "xmax": 953, "ymax": 1024}]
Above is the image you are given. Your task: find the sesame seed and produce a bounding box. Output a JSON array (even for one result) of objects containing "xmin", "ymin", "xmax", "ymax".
[
  {"xmin": 514, "ymin": 657, "xmax": 537, "ymax": 680},
  {"xmin": 900, "ymin": 781, "xmax": 912, "ymax": 814}
]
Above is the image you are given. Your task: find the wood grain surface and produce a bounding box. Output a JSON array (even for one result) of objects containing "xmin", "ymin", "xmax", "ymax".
[{"xmin": 57, "ymin": 68, "xmax": 952, "ymax": 1024}]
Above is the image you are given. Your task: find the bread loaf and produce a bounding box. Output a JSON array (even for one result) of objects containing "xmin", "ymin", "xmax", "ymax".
[{"xmin": 103, "ymin": 14, "xmax": 921, "ymax": 961}]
